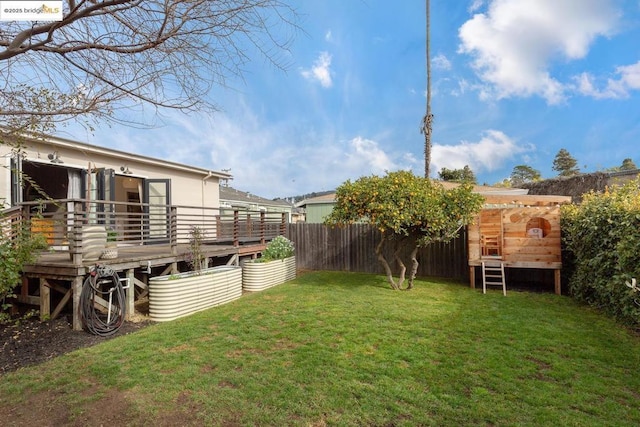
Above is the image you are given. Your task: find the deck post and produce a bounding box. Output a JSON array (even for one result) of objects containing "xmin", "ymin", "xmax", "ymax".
[
  {"xmin": 23, "ymin": 204, "xmax": 31, "ymax": 241},
  {"xmin": 126, "ymin": 268, "xmax": 135, "ymax": 319},
  {"xmin": 215, "ymin": 214, "xmax": 221, "ymax": 240},
  {"xmin": 170, "ymin": 206, "xmax": 177, "ymax": 256},
  {"xmin": 246, "ymin": 213, "xmax": 252, "ymax": 239},
  {"xmin": 39, "ymin": 278, "xmax": 50, "ymax": 321},
  {"xmin": 280, "ymin": 212, "xmax": 286, "ymax": 236},
  {"xmin": 71, "ymin": 202, "xmax": 83, "ymax": 266},
  {"xmin": 554, "ymin": 269, "xmax": 561, "ymax": 295},
  {"xmin": 233, "ymin": 210, "xmax": 239, "ymax": 246},
  {"xmin": 72, "ymin": 275, "xmax": 83, "ymax": 331},
  {"xmin": 21, "ymin": 275, "xmax": 28, "ymax": 301},
  {"xmin": 469, "ymin": 266, "xmax": 476, "ymax": 289}
]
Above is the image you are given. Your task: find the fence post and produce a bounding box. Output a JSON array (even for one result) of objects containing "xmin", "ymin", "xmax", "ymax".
[
  {"xmin": 280, "ymin": 212, "xmax": 286, "ymax": 236},
  {"xmin": 170, "ymin": 206, "xmax": 178, "ymax": 256},
  {"xmin": 260, "ymin": 211, "xmax": 266, "ymax": 245}
]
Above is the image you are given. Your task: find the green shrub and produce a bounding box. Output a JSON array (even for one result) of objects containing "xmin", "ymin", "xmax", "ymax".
[
  {"xmin": 260, "ymin": 235, "xmax": 294, "ymax": 262},
  {"xmin": 0, "ymin": 225, "xmax": 48, "ymax": 311},
  {"xmin": 562, "ymin": 177, "xmax": 640, "ymax": 326}
]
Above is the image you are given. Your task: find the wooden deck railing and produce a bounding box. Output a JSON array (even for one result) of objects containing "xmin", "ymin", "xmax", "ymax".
[
  {"xmin": 2, "ymin": 199, "xmax": 287, "ymax": 262},
  {"xmin": 0, "ymin": 205, "xmax": 24, "ymax": 241}
]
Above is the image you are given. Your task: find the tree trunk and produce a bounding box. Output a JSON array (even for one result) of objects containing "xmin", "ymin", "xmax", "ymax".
[
  {"xmin": 407, "ymin": 245, "xmax": 419, "ymax": 290},
  {"xmin": 376, "ymin": 234, "xmax": 399, "ymax": 290},
  {"xmin": 393, "ymin": 246, "xmax": 407, "ymax": 290},
  {"xmin": 376, "ymin": 233, "xmax": 420, "ymax": 291},
  {"xmin": 422, "ymin": 0, "xmax": 433, "ymax": 178}
]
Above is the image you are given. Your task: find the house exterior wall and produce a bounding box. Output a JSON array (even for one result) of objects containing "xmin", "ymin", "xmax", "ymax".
[
  {"xmin": 305, "ymin": 203, "xmax": 335, "ymax": 223},
  {"xmin": 0, "ymin": 137, "xmax": 221, "ymax": 209}
]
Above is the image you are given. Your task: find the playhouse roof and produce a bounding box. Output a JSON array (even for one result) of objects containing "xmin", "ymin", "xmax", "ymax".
[{"xmin": 481, "ymin": 193, "xmax": 571, "ymax": 208}]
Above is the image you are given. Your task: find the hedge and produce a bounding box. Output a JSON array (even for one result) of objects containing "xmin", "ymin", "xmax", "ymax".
[{"xmin": 562, "ymin": 177, "xmax": 640, "ymax": 327}]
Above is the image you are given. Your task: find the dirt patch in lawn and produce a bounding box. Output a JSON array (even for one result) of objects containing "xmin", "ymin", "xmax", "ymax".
[
  {"xmin": 0, "ymin": 314, "xmax": 207, "ymax": 426},
  {"xmin": 1, "ymin": 314, "xmax": 151, "ymax": 375}
]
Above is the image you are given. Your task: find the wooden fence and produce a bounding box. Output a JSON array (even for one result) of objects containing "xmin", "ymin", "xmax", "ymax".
[{"xmin": 286, "ymin": 223, "xmax": 469, "ymax": 280}]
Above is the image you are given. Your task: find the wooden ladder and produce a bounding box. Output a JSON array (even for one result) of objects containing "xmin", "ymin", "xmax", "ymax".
[{"xmin": 482, "ymin": 261, "xmax": 506, "ymax": 296}]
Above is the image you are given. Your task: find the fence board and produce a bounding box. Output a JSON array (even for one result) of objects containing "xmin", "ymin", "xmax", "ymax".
[{"xmin": 287, "ymin": 223, "xmax": 468, "ymax": 280}]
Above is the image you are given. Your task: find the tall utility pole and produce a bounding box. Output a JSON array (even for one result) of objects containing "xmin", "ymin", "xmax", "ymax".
[{"xmin": 420, "ymin": 0, "xmax": 433, "ymax": 178}]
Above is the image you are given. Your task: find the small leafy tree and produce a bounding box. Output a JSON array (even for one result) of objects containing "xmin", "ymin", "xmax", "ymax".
[
  {"xmin": 187, "ymin": 226, "xmax": 207, "ymax": 274},
  {"xmin": 620, "ymin": 158, "xmax": 638, "ymax": 171},
  {"xmin": 0, "ymin": 225, "xmax": 48, "ymax": 314},
  {"xmin": 510, "ymin": 165, "xmax": 541, "ymax": 187},
  {"xmin": 325, "ymin": 170, "xmax": 483, "ymax": 290},
  {"xmin": 438, "ymin": 165, "xmax": 477, "ymax": 184},
  {"xmin": 552, "ymin": 148, "xmax": 580, "ymax": 177}
]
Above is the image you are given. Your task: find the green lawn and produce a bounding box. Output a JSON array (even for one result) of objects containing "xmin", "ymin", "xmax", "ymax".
[{"xmin": 2, "ymin": 271, "xmax": 640, "ymax": 426}]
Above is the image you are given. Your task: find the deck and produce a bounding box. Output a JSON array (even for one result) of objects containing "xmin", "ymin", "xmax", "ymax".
[{"xmin": 3, "ymin": 199, "xmax": 285, "ymax": 330}]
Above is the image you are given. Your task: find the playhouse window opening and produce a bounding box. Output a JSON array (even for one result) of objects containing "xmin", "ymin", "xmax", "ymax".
[{"xmin": 526, "ymin": 217, "xmax": 551, "ymax": 238}]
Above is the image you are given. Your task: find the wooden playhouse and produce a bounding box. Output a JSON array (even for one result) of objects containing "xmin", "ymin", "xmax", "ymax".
[{"xmin": 468, "ymin": 194, "xmax": 572, "ymax": 294}]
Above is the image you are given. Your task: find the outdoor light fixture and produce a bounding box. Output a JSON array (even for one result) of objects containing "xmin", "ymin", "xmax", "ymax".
[
  {"xmin": 120, "ymin": 165, "xmax": 132, "ymax": 175},
  {"xmin": 48, "ymin": 151, "xmax": 63, "ymax": 164}
]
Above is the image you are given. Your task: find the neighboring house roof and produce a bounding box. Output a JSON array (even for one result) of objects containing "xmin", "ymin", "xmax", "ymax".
[
  {"xmin": 219, "ymin": 185, "xmax": 292, "ymax": 209},
  {"xmin": 295, "ymin": 192, "xmax": 336, "ymax": 208},
  {"xmin": 2, "ymin": 131, "xmax": 231, "ymax": 180},
  {"xmin": 296, "ymin": 181, "xmax": 530, "ymax": 208},
  {"xmin": 438, "ymin": 180, "xmax": 529, "ymax": 195}
]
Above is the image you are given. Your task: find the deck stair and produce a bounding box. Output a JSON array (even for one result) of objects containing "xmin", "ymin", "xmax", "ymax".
[{"xmin": 482, "ymin": 261, "xmax": 506, "ymax": 296}]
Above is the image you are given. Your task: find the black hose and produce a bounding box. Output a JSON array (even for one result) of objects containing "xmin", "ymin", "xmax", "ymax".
[{"xmin": 80, "ymin": 265, "xmax": 126, "ymax": 336}]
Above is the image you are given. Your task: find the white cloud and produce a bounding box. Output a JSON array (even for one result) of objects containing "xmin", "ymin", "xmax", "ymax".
[
  {"xmin": 575, "ymin": 61, "xmax": 640, "ymax": 99},
  {"xmin": 450, "ymin": 78, "xmax": 489, "ymax": 97},
  {"xmin": 619, "ymin": 61, "xmax": 640, "ymax": 89},
  {"xmin": 325, "ymin": 30, "xmax": 333, "ymax": 42},
  {"xmin": 573, "ymin": 72, "xmax": 625, "ymax": 99},
  {"xmin": 103, "ymin": 106, "xmax": 416, "ymax": 198},
  {"xmin": 431, "ymin": 130, "xmax": 531, "ymax": 175},
  {"xmin": 346, "ymin": 137, "xmax": 397, "ymax": 173},
  {"xmin": 433, "ymin": 53, "xmax": 452, "ymax": 71},
  {"xmin": 468, "ymin": 0, "xmax": 485, "ymax": 13},
  {"xmin": 458, "ymin": 0, "xmax": 619, "ymax": 104},
  {"xmin": 301, "ymin": 51, "xmax": 333, "ymax": 88}
]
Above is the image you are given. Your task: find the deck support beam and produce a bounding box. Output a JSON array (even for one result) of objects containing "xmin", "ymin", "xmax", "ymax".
[
  {"xmin": 72, "ymin": 276, "xmax": 83, "ymax": 331},
  {"xmin": 22, "ymin": 242, "xmax": 265, "ymax": 330},
  {"xmin": 126, "ymin": 269, "xmax": 135, "ymax": 320},
  {"xmin": 51, "ymin": 287, "xmax": 72, "ymax": 321},
  {"xmin": 469, "ymin": 266, "xmax": 476, "ymax": 289},
  {"xmin": 39, "ymin": 278, "xmax": 50, "ymax": 320}
]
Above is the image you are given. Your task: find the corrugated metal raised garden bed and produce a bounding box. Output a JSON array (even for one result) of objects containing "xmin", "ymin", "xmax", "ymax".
[
  {"xmin": 148, "ymin": 265, "xmax": 242, "ymax": 322},
  {"xmin": 242, "ymin": 256, "xmax": 296, "ymax": 292}
]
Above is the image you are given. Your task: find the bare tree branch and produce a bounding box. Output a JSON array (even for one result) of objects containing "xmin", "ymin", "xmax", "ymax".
[{"xmin": 0, "ymin": 0, "xmax": 299, "ymax": 129}]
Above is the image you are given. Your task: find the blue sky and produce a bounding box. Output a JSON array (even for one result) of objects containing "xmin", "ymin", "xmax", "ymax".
[{"xmin": 60, "ymin": 0, "xmax": 640, "ymax": 199}]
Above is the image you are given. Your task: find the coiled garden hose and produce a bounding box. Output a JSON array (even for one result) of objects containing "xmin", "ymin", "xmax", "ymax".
[{"xmin": 80, "ymin": 265, "xmax": 126, "ymax": 336}]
